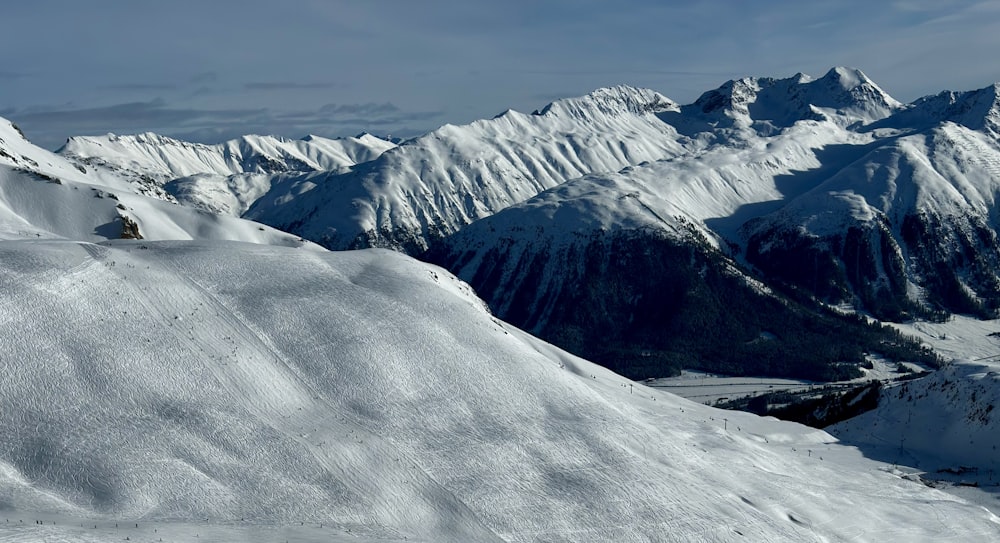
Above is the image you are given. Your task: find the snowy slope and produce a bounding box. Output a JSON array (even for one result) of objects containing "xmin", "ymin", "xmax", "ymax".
[
  {"xmin": 663, "ymin": 67, "xmax": 902, "ymax": 137},
  {"xmin": 59, "ymin": 131, "xmax": 396, "ymax": 181},
  {"xmin": 0, "ymin": 117, "xmax": 318, "ymax": 248},
  {"xmin": 58, "ymin": 131, "xmax": 396, "ymax": 214},
  {"xmin": 239, "ymin": 86, "xmax": 688, "ymax": 250},
  {"xmin": 744, "ymin": 90, "xmax": 1000, "ymax": 319},
  {"xmin": 0, "ymin": 164, "xmax": 315, "ymax": 247},
  {"xmin": 0, "ymin": 239, "xmax": 996, "ymax": 542},
  {"xmin": 832, "ymin": 360, "xmax": 1000, "ymax": 474},
  {"xmin": 0, "ymin": 118, "xmax": 176, "ymax": 200},
  {"xmin": 829, "ymin": 316, "xmax": 1000, "ymax": 507}
]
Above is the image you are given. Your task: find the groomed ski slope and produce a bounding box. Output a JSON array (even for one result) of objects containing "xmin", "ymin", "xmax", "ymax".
[{"xmin": 0, "ymin": 240, "xmax": 996, "ymax": 542}]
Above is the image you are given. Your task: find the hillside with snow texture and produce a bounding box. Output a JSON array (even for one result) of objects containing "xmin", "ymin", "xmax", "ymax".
[
  {"xmin": 745, "ymin": 85, "xmax": 1000, "ymax": 320},
  {"xmin": 59, "ymin": 132, "xmax": 397, "ymax": 216},
  {"xmin": 0, "ymin": 118, "xmax": 314, "ymax": 247},
  {"xmin": 43, "ymin": 67, "xmax": 1000, "ymax": 377},
  {"xmin": 0, "ymin": 239, "xmax": 997, "ymax": 542},
  {"xmin": 241, "ymin": 86, "xmax": 690, "ymax": 251},
  {"xmin": 825, "ymin": 316, "xmax": 1000, "ymax": 511},
  {"xmin": 424, "ymin": 69, "xmax": 941, "ymax": 380},
  {"xmin": 57, "ymin": 87, "xmax": 687, "ymax": 252},
  {"xmin": 4, "ymin": 68, "xmax": 1000, "ymax": 541}
]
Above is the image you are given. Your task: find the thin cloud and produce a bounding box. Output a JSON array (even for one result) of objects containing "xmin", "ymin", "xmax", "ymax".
[
  {"xmin": 190, "ymin": 72, "xmax": 218, "ymax": 84},
  {"xmin": 318, "ymin": 102, "xmax": 400, "ymax": 116},
  {"xmin": 274, "ymin": 102, "xmax": 443, "ymax": 127},
  {"xmin": 244, "ymin": 82, "xmax": 339, "ymax": 91},
  {"xmin": 10, "ymin": 99, "xmax": 265, "ymax": 127},
  {"xmin": 100, "ymin": 83, "xmax": 178, "ymax": 91},
  {"xmin": 891, "ymin": 0, "xmax": 959, "ymax": 12},
  {"xmin": 8, "ymin": 99, "xmax": 266, "ymax": 148}
]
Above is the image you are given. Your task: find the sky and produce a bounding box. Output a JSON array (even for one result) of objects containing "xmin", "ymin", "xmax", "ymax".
[{"xmin": 1, "ymin": 0, "xmax": 1000, "ymax": 150}]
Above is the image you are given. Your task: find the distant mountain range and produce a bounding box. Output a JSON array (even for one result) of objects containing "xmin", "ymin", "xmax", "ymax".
[
  {"xmin": 3, "ymin": 68, "xmax": 1000, "ymax": 541},
  {"xmin": 7, "ymin": 66, "xmax": 1000, "ymax": 380}
]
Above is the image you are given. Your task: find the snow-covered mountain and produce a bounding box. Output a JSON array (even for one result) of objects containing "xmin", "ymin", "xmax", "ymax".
[
  {"xmin": 744, "ymin": 84, "xmax": 1000, "ymax": 320},
  {"xmin": 0, "ymin": 238, "xmax": 996, "ymax": 542},
  {"xmin": 825, "ymin": 316, "xmax": 1000, "ymax": 512},
  {"xmin": 60, "ymin": 131, "xmax": 396, "ymax": 182},
  {"xmin": 664, "ymin": 67, "xmax": 902, "ymax": 136},
  {"xmin": 208, "ymin": 86, "xmax": 686, "ymax": 251},
  {"xmin": 58, "ymin": 131, "xmax": 397, "ymax": 216},
  {"xmin": 421, "ymin": 70, "xmax": 922, "ymax": 380},
  {"xmin": 421, "ymin": 125, "xmax": 939, "ymax": 381},
  {"xmin": 54, "ymin": 70, "xmax": 906, "ymax": 255},
  {"xmin": 5, "ymin": 69, "xmax": 1000, "ymax": 540},
  {"xmin": 0, "ymin": 118, "xmax": 314, "ymax": 247},
  {"xmin": 255, "ymin": 73, "xmax": 904, "ymax": 251},
  {"xmin": 415, "ymin": 70, "xmax": 1000, "ymax": 339},
  {"xmin": 48, "ymin": 67, "xmax": 1000, "ymax": 368}
]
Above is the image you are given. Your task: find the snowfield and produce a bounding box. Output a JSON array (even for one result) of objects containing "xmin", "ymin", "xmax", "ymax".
[{"xmin": 0, "ymin": 240, "xmax": 997, "ymax": 542}]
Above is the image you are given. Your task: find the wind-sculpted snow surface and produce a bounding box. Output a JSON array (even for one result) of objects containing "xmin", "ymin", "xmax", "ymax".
[{"xmin": 0, "ymin": 240, "xmax": 997, "ymax": 542}]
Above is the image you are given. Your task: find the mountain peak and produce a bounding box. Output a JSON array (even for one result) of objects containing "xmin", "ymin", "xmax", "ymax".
[
  {"xmin": 820, "ymin": 66, "xmax": 870, "ymax": 89},
  {"xmin": 692, "ymin": 76, "xmax": 762, "ymax": 117},
  {"xmin": 816, "ymin": 66, "xmax": 902, "ymax": 112},
  {"xmin": 533, "ymin": 85, "xmax": 678, "ymax": 119},
  {"xmin": 890, "ymin": 82, "xmax": 1000, "ymax": 136},
  {"xmin": 679, "ymin": 67, "xmax": 900, "ymax": 132}
]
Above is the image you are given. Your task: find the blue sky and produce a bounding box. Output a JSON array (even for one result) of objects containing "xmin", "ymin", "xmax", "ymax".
[{"xmin": 2, "ymin": 0, "xmax": 999, "ymax": 149}]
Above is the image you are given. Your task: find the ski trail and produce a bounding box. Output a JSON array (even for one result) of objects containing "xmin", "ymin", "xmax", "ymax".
[{"xmin": 81, "ymin": 242, "xmax": 504, "ymax": 541}]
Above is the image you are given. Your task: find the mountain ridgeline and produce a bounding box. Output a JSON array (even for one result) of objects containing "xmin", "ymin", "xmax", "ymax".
[{"xmin": 48, "ymin": 67, "xmax": 1000, "ymax": 379}]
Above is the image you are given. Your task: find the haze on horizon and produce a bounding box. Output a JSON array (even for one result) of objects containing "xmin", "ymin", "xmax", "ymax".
[{"xmin": 2, "ymin": 0, "xmax": 999, "ymax": 150}]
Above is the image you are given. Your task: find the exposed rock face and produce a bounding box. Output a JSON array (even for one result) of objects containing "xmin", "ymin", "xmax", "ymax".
[{"xmin": 120, "ymin": 215, "xmax": 143, "ymax": 240}]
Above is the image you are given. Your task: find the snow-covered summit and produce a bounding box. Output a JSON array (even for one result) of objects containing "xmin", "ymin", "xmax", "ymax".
[
  {"xmin": 245, "ymin": 87, "xmax": 687, "ymax": 251},
  {"xmin": 878, "ymin": 83, "xmax": 1000, "ymax": 137},
  {"xmin": 59, "ymin": 131, "xmax": 397, "ymax": 184},
  {"xmin": 532, "ymin": 85, "xmax": 678, "ymax": 120},
  {"xmin": 678, "ymin": 67, "xmax": 902, "ymax": 133}
]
